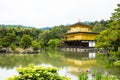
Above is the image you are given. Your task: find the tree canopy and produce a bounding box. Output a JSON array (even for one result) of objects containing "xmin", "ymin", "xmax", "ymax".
[
  {"xmin": 0, "ymin": 24, "xmax": 68, "ymax": 52},
  {"xmin": 96, "ymin": 4, "xmax": 120, "ymax": 61}
]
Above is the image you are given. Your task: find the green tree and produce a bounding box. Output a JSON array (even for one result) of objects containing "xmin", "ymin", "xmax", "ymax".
[
  {"xmin": 1, "ymin": 28, "xmax": 17, "ymax": 47},
  {"xmin": 32, "ymin": 40, "xmax": 40, "ymax": 51},
  {"xmin": 20, "ymin": 34, "xmax": 33, "ymax": 49},
  {"xmin": 96, "ymin": 30, "xmax": 111, "ymax": 50},
  {"xmin": 50, "ymin": 25, "xmax": 67, "ymax": 39},
  {"xmin": 31, "ymin": 28, "xmax": 42, "ymax": 39},
  {"xmin": 91, "ymin": 20, "xmax": 108, "ymax": 33},
  {"xmin": 92, "ymin": 21, "xmax": 104, "ymax": 33},
  {"xmin": 48, "ymin": 39, "xmax": 61, "ymax": 48},
  {"xmin": 38, "ymin": 30, "xmax": 51, "ymax": 47}
]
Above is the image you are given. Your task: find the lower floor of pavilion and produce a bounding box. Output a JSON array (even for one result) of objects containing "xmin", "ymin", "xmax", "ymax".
[{"xmin": 63, "ymin": 40, "xmax": 95, "ymax": 48}]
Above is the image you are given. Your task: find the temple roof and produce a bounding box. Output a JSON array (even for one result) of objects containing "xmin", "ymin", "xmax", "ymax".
[
  {"xmin": 67, "ymin": 22, "xmax": 91, "ymax": 27},
  {"xmin": 64, "ymin": 31, "xmax": 99, "ymax": 35}
]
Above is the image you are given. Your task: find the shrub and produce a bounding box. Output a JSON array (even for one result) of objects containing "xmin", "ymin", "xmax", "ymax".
[{"xmin": 7, "ymin": 64, "xmax": 70, "ymax": 80}]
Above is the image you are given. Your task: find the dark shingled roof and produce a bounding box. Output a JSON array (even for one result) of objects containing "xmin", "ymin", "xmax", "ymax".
[
  {"xmin": 64, "ymin": 31, "xmax": 99, "ymax": 35},
  {"xmin": 67, "ymin": 22, "xmax": 91, "ymax": 27}
]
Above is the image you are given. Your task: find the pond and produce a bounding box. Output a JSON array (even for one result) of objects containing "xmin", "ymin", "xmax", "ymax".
[{"xmin": 0, "ymin": 50, "xmax": 119, "ymax": 80}]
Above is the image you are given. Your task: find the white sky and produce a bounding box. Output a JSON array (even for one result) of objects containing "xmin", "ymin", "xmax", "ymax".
[{"xmin": 0, "ymin": 0, "xmax": 120, "ymax": 28}]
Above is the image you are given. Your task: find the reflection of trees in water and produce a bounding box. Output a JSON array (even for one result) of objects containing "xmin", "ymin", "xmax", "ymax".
[
  {"xmin": 0, "ymin": 50, "xmax": 98, "ymax": 79},
  {"xmin": 0, "ymin": 51, "xmax": 65, "ymax": 69},
  {"xmin": 0, "ymin": 50, "xmax": 95, "ymax": 70},
  {"xmin": 0, "ymin": 54, "xmax": 39, "ymax": 69}
]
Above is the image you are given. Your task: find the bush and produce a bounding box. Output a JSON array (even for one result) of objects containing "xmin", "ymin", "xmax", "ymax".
[{"xmin": 7, "ymin": 64, "xmax": 70, "ymax": 80}]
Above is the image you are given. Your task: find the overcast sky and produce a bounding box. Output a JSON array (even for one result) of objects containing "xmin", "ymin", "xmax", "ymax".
[{"xmin": 0, "ymin": 0, "xmax": 120, "ymax": 28}]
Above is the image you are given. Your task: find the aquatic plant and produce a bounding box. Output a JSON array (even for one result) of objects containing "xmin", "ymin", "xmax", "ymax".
[{"xmin": 78, "ymin": 68, "xmax": 117, "ymax": 80}]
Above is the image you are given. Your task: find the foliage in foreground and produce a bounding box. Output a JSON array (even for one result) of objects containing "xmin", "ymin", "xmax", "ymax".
[
  {"xmin": 78, "ymin": 68, "xmax": 117, "ymax": 80},
  {"xmin": 7, "ymin": 64, "xmax": 70, "ymax": 80}
]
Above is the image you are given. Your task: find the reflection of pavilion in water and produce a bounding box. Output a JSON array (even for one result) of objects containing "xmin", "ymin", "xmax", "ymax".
[
  {"xmin": 89, "ymin": 52, "xmax": 95, "ymax": 58},
  {"xmin": 63, "ymin": 52, "xmax": 96, "ymax": 59},
  {"xmin": 65, "ymin": 58, "xmax": 96, "ymax": 75},
  {"xmin": 63, "ymin": 52, "xmax": 96, "ymax": 75}
]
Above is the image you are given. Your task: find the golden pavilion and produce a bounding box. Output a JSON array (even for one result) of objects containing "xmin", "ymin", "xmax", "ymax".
[{"xmin": 63, "ymin": 22, "xmax": 98, "ymax": 48}]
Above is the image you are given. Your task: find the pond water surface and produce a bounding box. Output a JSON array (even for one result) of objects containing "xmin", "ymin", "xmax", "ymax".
[{"xmin": 0, "ymin": 50, "xmax": 102, "ymax": 80}]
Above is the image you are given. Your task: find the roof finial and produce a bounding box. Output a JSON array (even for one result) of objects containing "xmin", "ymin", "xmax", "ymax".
[{"xmin": 78, "ymin": 19, "xmax": 80, "ymax": 22}]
